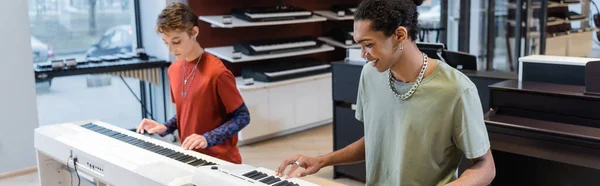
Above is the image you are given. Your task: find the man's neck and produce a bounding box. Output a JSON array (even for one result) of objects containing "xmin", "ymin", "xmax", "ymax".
[
  {"xmin": 185, "ymin": 44, "xmax": 204, "ymax": 62},
  {"xmin": 389, "ymin": 44, "xmax": 424, "ymax": 83}
]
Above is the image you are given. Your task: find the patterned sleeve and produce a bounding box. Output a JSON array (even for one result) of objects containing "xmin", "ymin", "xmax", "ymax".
[
  {"xmin": 159, "ymin": 115, "xmax": 178, "ymax": 137},
  {"xmin": 202, "ymin": 103, "xmax": 250, "ymax": 148}
]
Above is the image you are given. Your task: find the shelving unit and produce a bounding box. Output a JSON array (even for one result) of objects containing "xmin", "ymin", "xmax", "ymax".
[
  {"xmin": 204, "ymin": 45, "xmax": 335, "ymax": 63},
  {"xmin": 189, "ymin": 0, "xmax": 364, "ymax": 148},
  {"xmin": 198, "ymin": 15, "xmax": 327, "ymax": 28},
  {"xmin": 313, "ymin": 10, "xmax": 354, "ymax": 20}
]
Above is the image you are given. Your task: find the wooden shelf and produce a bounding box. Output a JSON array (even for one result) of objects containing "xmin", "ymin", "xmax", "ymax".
[
  {"xmin": 205, "ymin": 45, "xmax": 335, "ymax": 63},
  {"xmin": 199, "ymin": 15, "xmax": 327, "ymax": 28},
  {"xmin": 313, "ymin": 10, "xmax": 354, "ymax": 20},
  {"xmin": 317, "ymin": 37, "xmax": 360, "ymax": 49}
]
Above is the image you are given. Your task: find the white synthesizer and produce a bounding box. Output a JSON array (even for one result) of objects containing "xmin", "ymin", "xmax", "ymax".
[{"xmin": 34, "ymin": 120, "xmax": 319, "ymax": 186}]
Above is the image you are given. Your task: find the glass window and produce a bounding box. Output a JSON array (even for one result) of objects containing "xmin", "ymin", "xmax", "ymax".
[
  {"xmin": 473, "ymin": 0, "xmax": 597, "ymax": 72},
  {"xmin": 109, "ymin": 29, "xmax": 123, "ymax": 48},
  {"xmin": 99, "ymin": 30, "xmax": 115, "ymax": 49},
  {"xmin": 29, "ymin": 0, "xmax": 143, "ymax": 129},
  {"xmin": 417, "ymin": 0, "xmax": 443, "ymax": 43}
]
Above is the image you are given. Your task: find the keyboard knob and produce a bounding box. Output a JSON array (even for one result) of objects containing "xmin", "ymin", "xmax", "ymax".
[{"xmin": 211, "ymin": 166, "xmax": 218, "ymax": 170}]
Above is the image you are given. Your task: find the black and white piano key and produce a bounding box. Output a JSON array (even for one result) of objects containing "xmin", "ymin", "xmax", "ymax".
[
  {"xmin": 80, "ymin": 123, "xmax": 217, "ymax": 167},
  {"xmin": 240, "ymin": 169, "xmax": 301, "ymax": 186}
]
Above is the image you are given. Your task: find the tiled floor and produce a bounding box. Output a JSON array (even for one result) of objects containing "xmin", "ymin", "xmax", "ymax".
[{"xmin": 0, "ymin": 124, "xmax": 364, "ymax": 186}]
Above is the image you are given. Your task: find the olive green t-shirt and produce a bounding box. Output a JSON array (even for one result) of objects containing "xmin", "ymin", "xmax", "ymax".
[{"xmin": 355, "ymin": 60, "xmax": 490, "ymax": 186}]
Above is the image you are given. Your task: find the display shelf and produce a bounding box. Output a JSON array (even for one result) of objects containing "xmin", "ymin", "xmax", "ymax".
[
  {"xmin": 205, "ymin": 44, "xmax": 335, "ymax": 63},
  {"xmin": 317, "ymin": 37, "xmax": 360, "ymax": 49},
  {"xmin": 199, "ymin": 15, "xmax": 327, "ymax": 28}
]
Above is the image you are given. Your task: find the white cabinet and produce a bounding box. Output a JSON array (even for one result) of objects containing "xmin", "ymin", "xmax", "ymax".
[
  {"xmin": 236, "ymin": 73, "xmax": 333, "ymax": 144},
  {"xmin": 294, "ymin": 80, "xmax": 321, "ymax": 127},
  {"xmin": 237, "ymin": 88, "xmax": 269, "ymax": 141},
  {"xmin": 317, "ymin": 77, "xmax": 333, "ymax": 122},
  {"xmin": 268, "ymin": 84, "xmax": 296, "ymax": 134}
]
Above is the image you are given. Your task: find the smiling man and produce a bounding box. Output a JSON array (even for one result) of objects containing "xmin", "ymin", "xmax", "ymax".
[{"xmin": 276, "ymin": 0, "xmax": 496, "ymax": 185}]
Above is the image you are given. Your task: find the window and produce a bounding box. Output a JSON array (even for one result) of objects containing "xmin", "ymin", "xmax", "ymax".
[
  {"xmin": 29, "ymin": 0, "xmax": 145, "ymax": 129},
  {"xmin": 417, "ymin": 0, "xmax": 443, "ymax": 43},
  {"xmin": 467, "ymin": 0, "xmax": 598, "ymax": 72}
]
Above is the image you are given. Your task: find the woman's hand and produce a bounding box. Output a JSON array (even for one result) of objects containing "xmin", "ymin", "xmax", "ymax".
[
  {"xmin": 182, "ymin": 134, "xmax": 208, "ymax": 150},
  {"xmin": 136, "ymin": 118, "xmax": 167, "ymax": 134}
]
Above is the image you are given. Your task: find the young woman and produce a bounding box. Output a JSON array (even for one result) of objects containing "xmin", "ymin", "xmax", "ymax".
[
  {"xmin": 277, "ymin": 0, "xmax": 496, "ymax": 185},
  {"xmin": 136, "ymin": 2, "xmax": 249, "ymax": 164}
]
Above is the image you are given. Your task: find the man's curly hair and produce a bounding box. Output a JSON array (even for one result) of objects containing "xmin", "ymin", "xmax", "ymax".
[{"xmin": 354, "ymin": 0, "xmax": 424, "ymax": 41}]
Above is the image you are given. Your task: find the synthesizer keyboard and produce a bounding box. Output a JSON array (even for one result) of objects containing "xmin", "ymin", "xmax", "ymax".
[
  {"xmin": 566, "ymin": 11, "xmax": 586, "ymax": 20},
  {"xmin": 232, "ymin": 5, "xmax": 312, "ymax": 22},
  {"xmin": 192, "ymin": 165, "xmax": 319, "ymax": 186},
  {"xmin": 35, "ymin": 120, "xmax": 231, "ymax": 186},
  {"xmin": 35, "ymin": 120, "xmax": 321, "ymax": 186},
  {"xmin": 234, "ymin": 37, "xmax": 322, "ymax": 56},
  {"xmin": 80, "ymin": 123, "xmax": 219, "ymax": 166},
  {"xmin": 241, "ymin": 58, "xmax": 331, "ymax": 82}
]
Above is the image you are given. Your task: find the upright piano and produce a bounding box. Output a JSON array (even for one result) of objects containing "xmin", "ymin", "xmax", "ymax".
[{"xmin": 485, "ymin": 56, "xmax": 600, "ymax": 185}]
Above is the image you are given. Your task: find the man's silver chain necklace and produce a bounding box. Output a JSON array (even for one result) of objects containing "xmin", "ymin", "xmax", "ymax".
[{"xmin": 388, "ymin": 53, "xmax": 428, "ymax": 100}]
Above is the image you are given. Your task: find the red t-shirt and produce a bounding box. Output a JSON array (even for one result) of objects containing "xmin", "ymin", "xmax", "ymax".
[{"xmin": 168, "ymin": 52, "xmax": 243, "ymax": 164}]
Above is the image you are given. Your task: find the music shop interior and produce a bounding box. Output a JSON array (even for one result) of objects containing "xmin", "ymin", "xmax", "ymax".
[{"xmin": 2, "ymin": 0, "xmax": 600, "ymax": 185}]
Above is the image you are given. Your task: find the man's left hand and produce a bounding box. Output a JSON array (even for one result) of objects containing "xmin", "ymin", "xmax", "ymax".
[{"xmin": 182, "ymin": 134, "xmax": 208, "ymax": 150}]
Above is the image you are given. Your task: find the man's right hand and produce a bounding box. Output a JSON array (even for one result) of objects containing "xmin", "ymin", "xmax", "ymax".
[
  {"xmin": 275, "ymin": 137, "xmax": 365, "ymax": 179},
  {"xmin": 136, "ymin": 118, "xmax": 167, "ymax": 134},
  {"xmin": 276, "ymin": 155, "xmax": 325, "ymax": 179}
]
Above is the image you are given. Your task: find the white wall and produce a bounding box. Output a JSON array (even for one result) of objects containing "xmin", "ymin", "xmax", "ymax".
[{"xmin": 0, "ymin": 0, "xmax": 40, "ymax": 173}]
